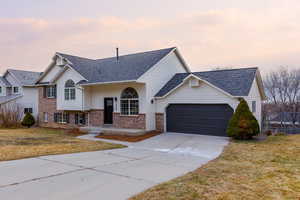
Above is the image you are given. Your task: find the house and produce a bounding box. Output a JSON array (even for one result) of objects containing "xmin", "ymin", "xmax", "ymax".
[
  {"xmin": 36, "ymin": 47, "xmax": 266, "ymax": 136},
  {"xmin": 0, "ymin": 69, "xmax": 41, "ymax": 118},
  {"xmin": 270, "ymin": 112, "xmax": 300, "ymax": 126}
]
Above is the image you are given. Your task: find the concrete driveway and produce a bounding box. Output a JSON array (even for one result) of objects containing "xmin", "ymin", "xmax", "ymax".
[{"xmin": 0, "ymin": 132, "xmax": 228, "ymax": 200}]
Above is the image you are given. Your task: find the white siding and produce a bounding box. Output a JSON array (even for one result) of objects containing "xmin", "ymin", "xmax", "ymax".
[
  {"xmin": 138, "ymin": 51, "xmax": 188, "ymax": 130},
  {"xmin": 5, "ymin": 73, "xmax": 22, "ymax": 94},
  {"xmin": 245, "ymin": 79, "xmax": 262, "ymax": 126},
  {"xmin": 40, "ymin": 65, "xmax": 62, "ymax": 83},
  {"xmin": 87, "ymin": 83, "xmax": 146, "ymax": 113},
  {"xmin": 0, "ymin": 84, "xmax": 6, "ymax": 96},
  {"xmin": 16, "ymin": 87, "xmax": 39, "ymax": 118},
  {"xmin": 56, "ymin": 68, "xmax": 85, "ymax": 111}
]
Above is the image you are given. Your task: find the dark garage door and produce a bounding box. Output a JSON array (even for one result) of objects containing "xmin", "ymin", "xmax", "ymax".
[{"xmin": 166, "ymin": 104, "xmax": 234, "ymax": 136}]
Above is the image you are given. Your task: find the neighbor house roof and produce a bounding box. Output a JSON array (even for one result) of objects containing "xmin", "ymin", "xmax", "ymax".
[
  {"xmin": 56, "ymin": 47, "xmax": 178, "ymax": 84},
  {"xmin": 0, "ymin": 94, "xmax": 22, "ymax": 104},
  {"xmin": 6, "ymin": 69, "xmax": 42, "ymax": 86},
  {"xmin": 0, "ymin": 76, "xmax": 11, "ymax": 86},
  {"xmin": 155, "ymin": 67, "xmax": 259, "ymax": 98}
]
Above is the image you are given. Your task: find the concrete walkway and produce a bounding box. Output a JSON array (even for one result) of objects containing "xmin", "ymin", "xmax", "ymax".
[{"xmin": 0, "ymin": 133, "xmax": 228, "ymax": 200}]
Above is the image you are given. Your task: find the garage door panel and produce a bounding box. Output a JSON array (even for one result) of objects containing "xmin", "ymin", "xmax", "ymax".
[{"xmin": 166, "ymin": 104, "xmax": 233, "ymax": 136}]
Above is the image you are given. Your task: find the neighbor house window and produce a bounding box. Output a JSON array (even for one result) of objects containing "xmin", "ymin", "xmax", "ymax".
[
  {"xmin": 13, "ymin": 87, "xmax": 19, "ymax": 93},
  {"xmin": 43, "ymin": 112, "xmax": 48, "ymax": 122},
  {"xmin": 54, "ymin": 113, "xmax": 69, "ymax": 124},
  {"xmin": 0, "ymin": 86, "xmax": 2, "ymax": 94},
  {"xmin": 252, "ymin": 101, "xmax": 256, "ymax": 113},
  {"xmin": 120, "ymin": 87, "xmax": 139, "ymax": 115},
  {"xmin": 24, "ymin": 108, "xmax": 33, "ymax": 114},
  {"xmin": 45, "ymin": 85, "xmax": 56, "ymax": 98},
  {"xmin": 75, "ymin": 113, "xmax": 86, "ymax": 125},
  {"xmin": 65, "ymin": 80, "xmax": 75, "ymax": 100}
]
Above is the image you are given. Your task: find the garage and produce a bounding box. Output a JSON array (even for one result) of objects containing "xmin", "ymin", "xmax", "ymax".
[{"xmin": 166, "ymin": 104, "xmax": 234, "ymax": 136}]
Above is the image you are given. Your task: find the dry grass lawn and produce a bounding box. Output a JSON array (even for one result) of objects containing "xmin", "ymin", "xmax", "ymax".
[
  {"xmin": 131, "ymin": 135, "xmax": 300, "ymax": 200},
  {"xmin": 0, "ymin": 128, "xmax": 125, "ymax": 161}
]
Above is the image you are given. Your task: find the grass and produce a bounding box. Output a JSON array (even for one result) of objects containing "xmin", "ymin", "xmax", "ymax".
[
  {"xmin": 96, "ymin": 131, "xmax": 161, "ymax": 142},
  {"xmin": 131, "ymin": 135, "xmax": 300, "ymax": 200},
  {"xmin": 0, "ymin": 128, "xmax": 125, "ymax": 161}
]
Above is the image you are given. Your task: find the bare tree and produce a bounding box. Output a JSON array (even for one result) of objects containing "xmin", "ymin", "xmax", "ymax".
[
  {"xmin": 0, "ymin": 103, "xmax": 23, "ymax": 128},
  {"xmin": 264, "ymin": 67, "xmax": 300, "ymax": 126}
]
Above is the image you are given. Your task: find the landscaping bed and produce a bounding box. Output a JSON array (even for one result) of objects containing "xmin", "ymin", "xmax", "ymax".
[
  {"xmin": 0, "ymin": 128, "xmax": 125, "ymax": 161},
  {"xmin": 96, "ymin": 131, "xmax": 162, "ymax": 142},
  {"xmin": 131, "ymin": 134, "xmax": 300, "ymax": 200}
]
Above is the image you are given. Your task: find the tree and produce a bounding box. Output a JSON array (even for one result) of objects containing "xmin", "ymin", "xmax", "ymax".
[
  {"xmin": 227, "ymin": 99, "xmax": 260, "ymax": 140},
  {"xmin": 22, "ymin": 112, "xmax": 35, "ymax": 128},
  {"xmin": 264, "ymin": 68, "xmax": 300, "ymax": 126}
]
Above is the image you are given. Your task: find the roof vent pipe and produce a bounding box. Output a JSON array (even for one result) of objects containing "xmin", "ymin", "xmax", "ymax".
[{"xmin": 116, "ymin": 47, "xmax": 119, "ymax": 61}]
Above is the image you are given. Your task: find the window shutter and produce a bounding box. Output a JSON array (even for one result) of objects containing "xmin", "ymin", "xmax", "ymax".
[
  {"xmin": 43, "ymin": 87, "xmax": 47, "ymax": 98},
  {"xmin": 54, "ymin": 113, "xmax": 58, "ymax": 123},
  {"xmin": 66, "ymin": 113, "xmax": 70, "ymax": 123},
  {"xmin": 82, "ymin": 114, "xmax": 86, "ymax": 125},
  {"xmin": 75, "ymin": 113, "xmax": 78, "ymax": 124},
  {"xmin": 54, "ymin": 85, "xmax": 57, "ymax": 98}
]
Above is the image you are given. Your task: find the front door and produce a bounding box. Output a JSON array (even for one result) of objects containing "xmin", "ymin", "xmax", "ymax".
[{"xmin": 104, "ymin": 98, "xmax": 114, "ymax": 124}]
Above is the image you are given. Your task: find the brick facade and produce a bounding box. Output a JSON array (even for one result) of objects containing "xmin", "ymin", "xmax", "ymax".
[
  {"xmin": 89, "ymin": 109, "xmax": 104, "ymax": 126},
  {"xmin": 113, "ymin": 113, "xmax": 146, "ymax": 129},
  {"xmin": 155, "ymin": 113, "xmax": 164, "ymax": 132},
  {"xmin": 38, "ymin": 87, "xmax": 85, "ymax": 129}
]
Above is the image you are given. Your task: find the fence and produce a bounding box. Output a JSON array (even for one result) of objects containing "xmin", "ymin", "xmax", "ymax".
[{"xmin": 263, "ymin": 112, "xmax": 300, "ymax": 134}]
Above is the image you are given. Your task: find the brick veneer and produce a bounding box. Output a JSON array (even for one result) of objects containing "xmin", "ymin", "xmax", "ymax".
[
  {"xmin": 89, "ymin": 109, "xmax": 104, "ymax": 126},
  {"xmin": 155, "ymin": 113, "xmax": 164, "ymax": 132},
  {"xmin": 38, "ymin": 87, "xmax": 83, "ymax": 129},
  {"xmin": 113, "ymin": 113, "xmax": 146, "ymax": 129}
]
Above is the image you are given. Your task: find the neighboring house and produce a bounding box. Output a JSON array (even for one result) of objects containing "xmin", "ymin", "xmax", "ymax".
[
  {"xmin": 0, "ymin": 69, "xmax": 41, "ymax": 118},
  {"xmin": 36, "ymin": 47, "xmax": 266, "ymax": 136},
  {"xmin": 270, "ymin": 112, "xmax": 300, "ymax": 126}
]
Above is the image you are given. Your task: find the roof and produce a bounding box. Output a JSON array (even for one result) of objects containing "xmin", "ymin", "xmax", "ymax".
[
  {"xmin": 7, "ymin": 69, "xmax": 42, "ymax": 86},
  {"xmin": 56, "ymin": 47, "xmax": 176, "ymax": 84},
  {"xmin": 155, "ymin": 67, "xmax": 258, "ymax": 97},
  {"xmin": 0, "ymin": 94, "xmax": 22, "ymax": 104},
  {"xmin": 0, "ymin": 76, "xmax": 11, "ymax": 86}
]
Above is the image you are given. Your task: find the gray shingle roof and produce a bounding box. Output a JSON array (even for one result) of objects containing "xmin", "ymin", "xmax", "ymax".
[
  {"xmin": 155, "ymin": 67, "xmax": 258, "ymax": 97},
  {"xmin": 57, "ymin": 47, "xmax": 176, "ymax": 84},
  {"xmin": 8, "ymin": 69, "xmax": 42, "ymax": 86},
  {"xmin": 0, "ymin": 76, "xmax": 11, "ymax": 86},
  {"xmin": 0, "ymin": 94, "xmax": 22, "ymax": 104}
]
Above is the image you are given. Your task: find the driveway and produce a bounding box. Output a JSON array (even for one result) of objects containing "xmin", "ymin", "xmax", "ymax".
[{"xmin": 0, "ymin": 132, "xmax": 228, "ymax": 200}]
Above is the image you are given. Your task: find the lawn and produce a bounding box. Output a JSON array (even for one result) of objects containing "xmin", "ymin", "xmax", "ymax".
[
  {"xmin": 131, "ymin": 135, "xmax": 300, "ymax": 200},
  {"xmin": 0, "ymin": 128, "xmax": 125, "ymax": 161}
]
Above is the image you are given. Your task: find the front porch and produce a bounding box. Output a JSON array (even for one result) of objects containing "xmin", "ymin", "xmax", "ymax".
[{"xmin": 80, "ymin": 126, "xmax": 147, "ymax": 136}]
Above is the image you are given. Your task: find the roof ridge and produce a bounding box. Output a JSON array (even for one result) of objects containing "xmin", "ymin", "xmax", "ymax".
[
  {"xmin": 192, "ymin": 67, "xmax": 258, "ymax": 74},
  {"xmin": 56, "ymin": 52, "xmax": 96, "ymax": 61},
  {"xmin": 7, "ymin": 69, "xmax": 41, "ymax": 73}
]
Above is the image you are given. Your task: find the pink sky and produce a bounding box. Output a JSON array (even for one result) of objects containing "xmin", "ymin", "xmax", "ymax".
[{"xmin": 0, "ymin": 0, "xmax": 300, "ymax": 75}]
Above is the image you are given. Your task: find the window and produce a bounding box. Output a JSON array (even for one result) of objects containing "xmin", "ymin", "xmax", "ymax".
[
  {"xmin": 13, "ymin": 87, "xmax": 19, "ymax": 93},
  {"xmin": 43, "ymin": 112, "xmax": 48, "ymax": 122},
  {"xmin": 45, "ymin": 86, "xmax": 56, "ymax": 98},
  {"xmin": 252, "ymin": 101, "xmax": 256, "ymax": 113},
  {"xmin": 24, "ymin": 108, "xmax": 33, "ymax": 114},
  {"xmin": 65, "ymin": 80, "xmax": 76, "ymax": 100},
  {"xmin": 120, "ymin": 87, "xmax": 139, "ymax": 115},
  {"xmin": 75, "ymin": 113, "xmax": 86, "ymax": 125},
  {"xmin": 54, "ymin": 113, "xmax": 69, "ymax": 123},
  {"xmin": 0, "ymin": 86, "xmax": 2, "ymax": 94}
]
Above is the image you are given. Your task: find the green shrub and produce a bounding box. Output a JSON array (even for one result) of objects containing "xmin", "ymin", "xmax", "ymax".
[
  {"xmin": 22, "ymin": 112, "xmax": 35, "ymax": 128},
  {"xmin": 227, "ymin": 99, "xmax": 260, "ymax": 140}
]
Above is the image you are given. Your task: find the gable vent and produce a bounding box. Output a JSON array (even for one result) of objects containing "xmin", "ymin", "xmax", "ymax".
[{"xmin": 190, "ymin": 79, "xmax": 200, "ymax": 87}]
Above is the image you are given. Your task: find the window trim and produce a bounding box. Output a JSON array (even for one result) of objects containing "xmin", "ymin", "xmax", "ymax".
[
  {"xmin": 46, "ymin": 86, "xmax": 56, "ymax": 98},
  {"xmin": 65, "ymin": 80, "xmax": 76, "ymax": 101},
  {"xmin": 24, "ymin": 108, "xmax": 33, "ymax": 114},
  {"xmin": 54, "ymin": 113, "xmax": 70, "ymax": 124},
  {"xmin": 120, "ymin": 88, "xmax": 139, "ymax": 116},
  {"xmin": 13, "ymin": 86, "xmax": 19, "ymax": 94}
]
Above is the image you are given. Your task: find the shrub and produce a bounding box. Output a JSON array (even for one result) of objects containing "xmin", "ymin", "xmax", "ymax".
[
  {"xmin": 264, "ymin": 130, "xmax": 273, "ymax": 136},
  {"xmin": 227, "ymin": 99, "xmax": 260, "ymax": 140},
  {"xmin": 22, "ymin": 112, "xmax": 35, "ymax": 128},
  {"xmin": 0, "ymin": 103, "xmax": 23, "ymax": 128}
]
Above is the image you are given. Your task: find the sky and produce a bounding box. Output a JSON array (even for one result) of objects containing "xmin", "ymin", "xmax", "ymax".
[{"xmin": 0, "ymin": 0, "xmax": 300, "ymax": 75}]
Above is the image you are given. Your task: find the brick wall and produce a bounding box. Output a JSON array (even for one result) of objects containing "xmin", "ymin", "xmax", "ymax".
[
  {"xmin": 155, "ymin": 113, "xmax": 164, "ymax": 132},
  {"xmin": 113, "ymin": 113, "xmax": 146, "ymax": 129},
  {"xmin": 38, "ymin": 87, "xmax": 83, "ymax": 129},
  {"xmin": 89, "ymin": 109, "xmax": 104, "ymax": 126}
]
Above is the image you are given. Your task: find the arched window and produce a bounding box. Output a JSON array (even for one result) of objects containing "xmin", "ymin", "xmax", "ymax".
[
  {"xmin": 65, "ymin": 80, "xmax": 75, "ymax": 100},
  {"xmin": 120, "ymin": 88, "xmax": 139, "ymax": 115}
]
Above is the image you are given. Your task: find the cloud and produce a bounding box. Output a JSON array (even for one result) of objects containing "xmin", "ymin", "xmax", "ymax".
[{"xmin": 1, "ymin": 7, "xmax": 300, "ymax": 75}]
